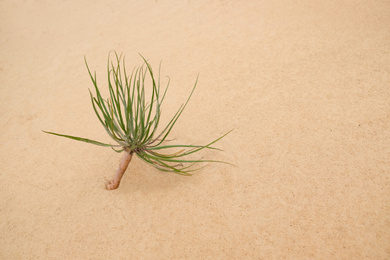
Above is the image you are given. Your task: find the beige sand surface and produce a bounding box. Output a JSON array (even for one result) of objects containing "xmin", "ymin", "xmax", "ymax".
[{"xmin": 1, "ymin": 0, "xmax": 389, "ymax": 259}]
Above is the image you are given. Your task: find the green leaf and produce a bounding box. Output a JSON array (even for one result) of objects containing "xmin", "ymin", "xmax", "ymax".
[{"xmin": 42, "ymin": 130, "xmax": 116, "ymax": 147}]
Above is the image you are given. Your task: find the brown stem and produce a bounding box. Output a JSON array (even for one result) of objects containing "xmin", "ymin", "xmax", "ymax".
[{"xmin": 106, "ymin": 150, "xmax": 133, "ymax": 190}]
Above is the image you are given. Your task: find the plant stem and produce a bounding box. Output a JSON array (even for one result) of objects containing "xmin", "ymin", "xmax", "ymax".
[{"xmin": 106, "ymin": 150, "xmax": 133, "ymax": 190}]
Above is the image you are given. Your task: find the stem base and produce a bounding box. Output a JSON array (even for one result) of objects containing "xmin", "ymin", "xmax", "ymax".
[{"xmin": 106, "ymin": 151, "xmax": 133, "ymax": 190}]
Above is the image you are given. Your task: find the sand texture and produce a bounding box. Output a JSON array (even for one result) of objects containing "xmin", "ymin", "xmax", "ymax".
[{"xmin": 1, "ymin": 0, "xmax": 389, "ymax": 259}]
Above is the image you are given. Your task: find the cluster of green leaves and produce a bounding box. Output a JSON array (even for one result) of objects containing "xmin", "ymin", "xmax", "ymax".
[{"xmin": 43, "ymin": 52, "xmax": 231, "ymax": 175}]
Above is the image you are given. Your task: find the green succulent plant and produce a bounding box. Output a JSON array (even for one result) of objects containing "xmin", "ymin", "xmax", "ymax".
[{"xmin": 43, "ymin": 52, "xmax": 231, "ymax": 190}]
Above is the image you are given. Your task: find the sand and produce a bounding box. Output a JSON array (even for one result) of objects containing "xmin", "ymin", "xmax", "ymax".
[{"xmin": 1, "ymin": 0, "xmax": 389, "ymax": 259}]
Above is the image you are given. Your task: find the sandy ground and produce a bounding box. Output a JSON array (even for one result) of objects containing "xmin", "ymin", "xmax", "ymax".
[{"xmin": 1, "ymin": 0, "xmax": 389, "ymax": 259}]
